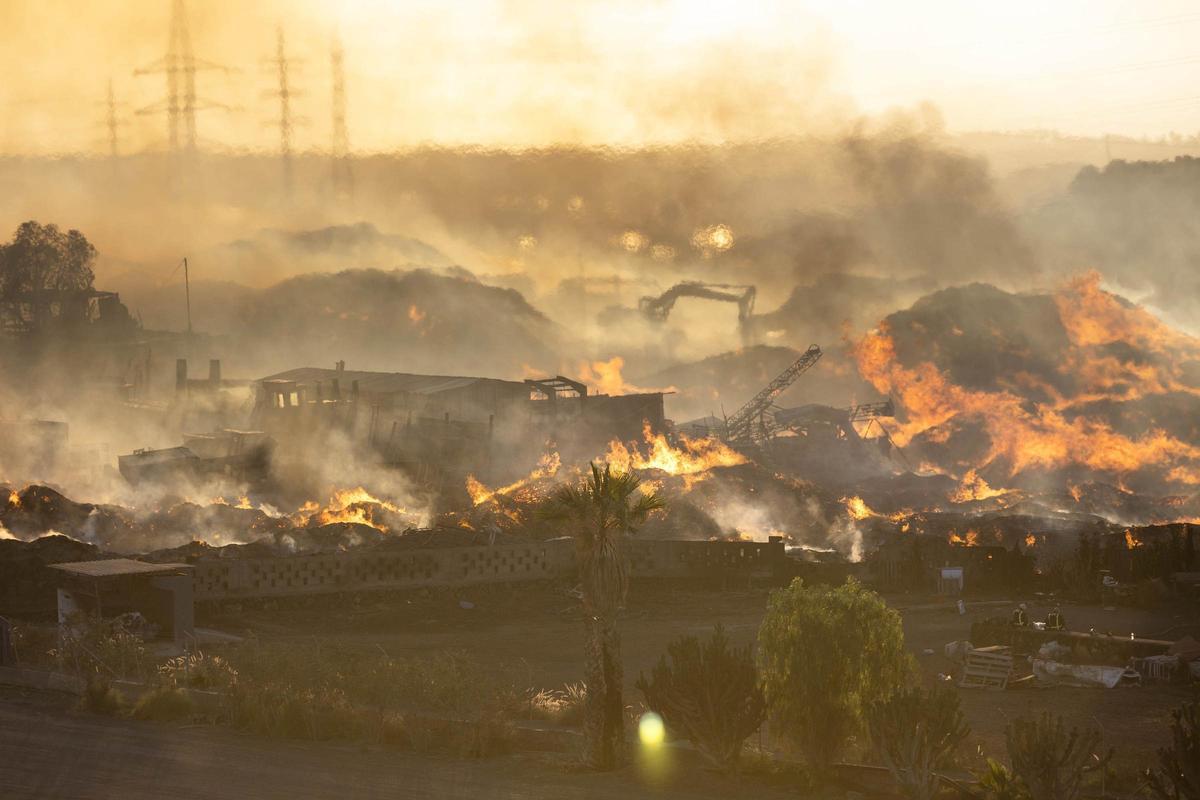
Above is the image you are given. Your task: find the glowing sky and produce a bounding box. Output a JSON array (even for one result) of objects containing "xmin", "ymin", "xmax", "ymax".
[{"xmin": 4, "ymin": 0, "xmax": 1200, "ymax": 154}]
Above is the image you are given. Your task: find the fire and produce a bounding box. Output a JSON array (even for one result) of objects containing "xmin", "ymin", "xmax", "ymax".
[
  {"xmin": 210, "ymin": 495, "xmax": 254, "ymax": 510},
  {"xmin": 7, "ymin": 489, "xmax": 19, "ymax": 509},
  {"xmin": 577, "ymin": 357, "xmax": 671, "ymax": 396},
  {"xmin": 467, "ymin": 451, "xmax": 562, "ymax": 506},
  {"xmin": 948, "ymin": 529, "xmax": 980, "ymax": 546},
  {"xmin": 854, "ymin": 273, "xmax": 1200, "ymax": 489},
  {"xmin": 604, "ymin": 423, "xmax": 745, "ymax": 476},
  {"xmin": 1068, "ymin": 483, "xmax": 1083, "ymax": 503},
  {"xmin": 1024, "ymin": 533, "xmax": 1037, "ymax": 547},
  {"xmin": 1124, "ymin": 529, "xmax": 1144, "ymax": 549},
  {"xmin": 408, "ymin": 304, "xmax": 426, "ymax": 325},
  {"xmin": 842, "ymin": 496, "xmax": 876, "ymax": 521},
  {"xmin": 949, "ymin": 469, "xmax": 1008, "ymax": 503},
  {"xmin": 295, "ymin": 487, "xmax": 411, "ymax": 531}
]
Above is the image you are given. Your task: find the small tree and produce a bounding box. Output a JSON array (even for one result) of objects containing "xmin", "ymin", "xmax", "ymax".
[
  {"xmin": 636, "ymin": 625, "xmax": 767, "ymax": 773},
  {"xmin": 757, "ymin": 578, "xmax": 912, "ymax": 769},
  {"xmin": 0, "ymin": 221, "xmax": 97, "ymax": 330},
  {"xmin": 1006, "ymin": 712, "xmax": 1110, "ymax": 800},
  {"xmin": 538, "ymin": 463, "xmax": 665, "ymax": 770},
  {"xmin": 1147, "ymin": 701, "xmax": 1200, "ymax": 799},
  {"xmin": 867, "ymin": 684, "xmax": 969, "ymax": 800}
]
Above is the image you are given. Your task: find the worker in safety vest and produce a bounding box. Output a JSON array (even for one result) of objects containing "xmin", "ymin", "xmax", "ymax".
[
  {"xmin": 1046, "ymin": 606, "xmax": 1065, "ymax": 631},
  {"xmin": 1010, "ymin": 603, "xmax": 1029, "ymax": 627}
]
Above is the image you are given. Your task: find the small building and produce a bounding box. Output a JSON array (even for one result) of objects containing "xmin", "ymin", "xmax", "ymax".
[{"xmin": 49, "ymin": 559, "xmax": 194, "ymax": 648}]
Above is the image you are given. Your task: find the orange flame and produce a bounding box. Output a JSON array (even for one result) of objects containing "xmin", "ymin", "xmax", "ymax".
[
  {"xmin": 7, "ymin": 489, "xmax": 19, "ymax": 509},
  {"xmin": 949, "ymin": 469, "xmax": 1008, "ymax": 503},
  {"xmin": 949, "ymin": 529, "xmax": 980, "ymax": 546},
  {"xmin": 604, "ymin": 423, "xmax": 745, "ymax": 476},
  {"xmin": 576, "ymin": 357, "xmax": 672, "ymax": 396},
  {"xmin": 854, "ymin": 274, "xmax": 1200, "ymax": 488},
  {"xmin": 842, "ymin": 495, "xmax": 876, "ymax": 521},
  {"xmin": 294, "ymin": 487, "xmax": 411, "ymax": 531},
  {"xmin": 467, "ymin": 452, "xmax": 562, "ymax": 506},
  {"xmin": 1124, "ymin": 529, "xmax": 1144, "ymax": 550}
]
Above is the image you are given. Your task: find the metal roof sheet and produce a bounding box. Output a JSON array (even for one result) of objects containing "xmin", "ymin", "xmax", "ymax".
[
  {"xmin": 258, "ymin": 368, "xmax": 525, "ymax": 396},
  {"xmin": 49, "ymin": 559, "xmax": 193, "ymax": 578}
]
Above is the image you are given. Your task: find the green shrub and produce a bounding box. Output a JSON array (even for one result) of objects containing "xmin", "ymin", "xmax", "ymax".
[
  {"xmin": 757, "ymin": 578, "xmax": 912, "ymax": 769},
  {"xmin": 1005, "ymin": 712, "xmax": 1110, "ymax": 800},
  {"xmin": 636, "ymin": 625, "xmax": 766, "ymax": 773},
  {"xmin": 1147, "ymin": 701, "xmax": 1200, "ymax": 799},
  {"xmin": 978, "ymin": 758, "xmax": 1031, "ymax": 800},
  {"xmin": 132, "ymin": 687, "xmax": 196, "ymax": 722},
  {"xmin": 867, "ymin": 684, "xmax": 969, "ymax": 800}
]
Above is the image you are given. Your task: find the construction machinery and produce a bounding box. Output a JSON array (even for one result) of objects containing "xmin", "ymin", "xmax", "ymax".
[
  {"xmin": 724, "ymin": 344, "xmax": 822, "ymax": 445},
  {"xmin": 638, "ymin": 282, "xmax": 756, "ymax": 324},
  {"xmin": 773, "ymin": 399, "xmax": 895, "ymax": 433}
]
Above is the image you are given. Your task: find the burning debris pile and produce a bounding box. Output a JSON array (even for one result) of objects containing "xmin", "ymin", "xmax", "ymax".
[
  {"xmin": 455, "ymin": 424, "xmax": 849, "ymax": 554},
  {"xmin": 855, "ymin": 274, "xmax": 1200, "ymax": 499},
  {"xmin": 0, "ymin": 482, "xmax": 430, "ymax": 556}
]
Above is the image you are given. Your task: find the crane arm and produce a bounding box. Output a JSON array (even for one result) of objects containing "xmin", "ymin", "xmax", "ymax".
[{"xmin": 725, "ymin": 344, "xmax": 822, "ymax": 443}]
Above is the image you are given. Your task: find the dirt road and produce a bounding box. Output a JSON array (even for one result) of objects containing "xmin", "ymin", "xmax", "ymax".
[{"xmin": 0, "ymin": 692, "xmax": 799, "ymax": 800}]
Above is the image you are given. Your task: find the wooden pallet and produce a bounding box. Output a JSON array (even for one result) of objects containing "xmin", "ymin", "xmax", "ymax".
[{"xmin": 959, "ymin": 645, "xmax": 1013, "ymax": 689}]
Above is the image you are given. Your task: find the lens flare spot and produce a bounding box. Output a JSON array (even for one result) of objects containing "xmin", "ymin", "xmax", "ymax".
[{"xmin": 639, "ymin": 711, "xmax": 665, "ymax": 746}]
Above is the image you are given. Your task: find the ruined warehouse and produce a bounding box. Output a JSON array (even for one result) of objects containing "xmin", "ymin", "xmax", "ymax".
[{"xmin": 252, "ymin": 363, "xmax": 667, "ymax": 480}]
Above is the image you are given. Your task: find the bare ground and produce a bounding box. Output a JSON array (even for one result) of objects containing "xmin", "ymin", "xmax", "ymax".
[
  {"xmin": 3, "ymin": 583, "xmax": 1191, "ymax": 798},
  {"xmin": 206, "ymin": 581, "xmax": 1193, "ymax": 775}
]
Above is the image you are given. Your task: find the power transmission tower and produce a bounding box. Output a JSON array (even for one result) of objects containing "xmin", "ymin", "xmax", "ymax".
[
  {"xmin": 134, "ymin": 0, "xmax": 230, "ymax": 153},
  {"xmin": 98, "ymin": 79, "xmax": 129, "ymax": 159},
  {"xmin": 330, "ymin": 36, "xmax": 353, "ymax": 197},
  {"xmin": 264, "ymin": 25, "xmax": 304, "ymax": 194}
]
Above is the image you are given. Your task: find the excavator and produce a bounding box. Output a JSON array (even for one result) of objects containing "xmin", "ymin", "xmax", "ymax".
[{"xmin": 638, "ymin": 282, "xmax": 756, "ymax": 324}]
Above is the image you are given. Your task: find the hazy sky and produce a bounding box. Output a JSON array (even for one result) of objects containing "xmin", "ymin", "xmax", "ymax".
[{"xmin": 4, "ymin": 0, "xmax": 1200, "ymax": 154}]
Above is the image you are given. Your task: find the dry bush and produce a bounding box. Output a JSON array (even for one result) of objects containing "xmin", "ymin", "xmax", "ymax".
[
  {"xmin": 866, "ymin": 684, "xmax": 969, "ymax": 800},
  {"xmin": 52, "ymin": 613, "xmax": 152, "ymax": 684},
  {"xmin": 80, "ymin": 676, "xmax": 125, "ymax": 716},
  {"xmin": 1005, "ymin": 712, "xmax": 1110, "ymax": 800},
  {"xmin": 158, "ymin": 651, "xmax": 238, "ymax": 691},
  {"xmin": 218, "ymin": 641, "xmax": 516, "ymax": 754},
  {"xmin": 525, "ymin": 682, "xmax": 587, "ymax": 727},
  {"xmin": 1147, "ymin": 701, "xmax": 1200, "ymax": 800},
  {"xmin": 131, "ymin": 687, "xmax": 196, "ymax": 722}
]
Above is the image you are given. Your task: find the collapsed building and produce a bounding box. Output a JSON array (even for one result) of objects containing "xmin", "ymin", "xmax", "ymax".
[{"xmin": 251, "ymin": 362, "xmax": 668, "ymax": 486}]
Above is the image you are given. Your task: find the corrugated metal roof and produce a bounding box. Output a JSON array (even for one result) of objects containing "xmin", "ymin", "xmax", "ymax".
[
  {"xmin": 49, "ymin": 559, "xmax": 193, "ymax": 578},
  {"xmin": 258, "ymin": 368, "xmax": 526, "ymax": 396}
]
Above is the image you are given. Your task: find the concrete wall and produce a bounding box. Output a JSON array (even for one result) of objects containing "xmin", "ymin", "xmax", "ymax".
[{"xmin": 192, "ymin": 538, "xmax": 784, "ymax": 602}]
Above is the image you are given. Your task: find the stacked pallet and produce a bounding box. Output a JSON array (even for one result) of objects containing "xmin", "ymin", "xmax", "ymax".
[{"xmin": 959, "ymin": 645, "xmax": 1013, "ymax": 689}]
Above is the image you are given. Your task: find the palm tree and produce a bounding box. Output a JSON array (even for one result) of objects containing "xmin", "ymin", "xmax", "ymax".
[{"xmin": 538, "ymin": 462, "xmax": 665, "ymax": 769}]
